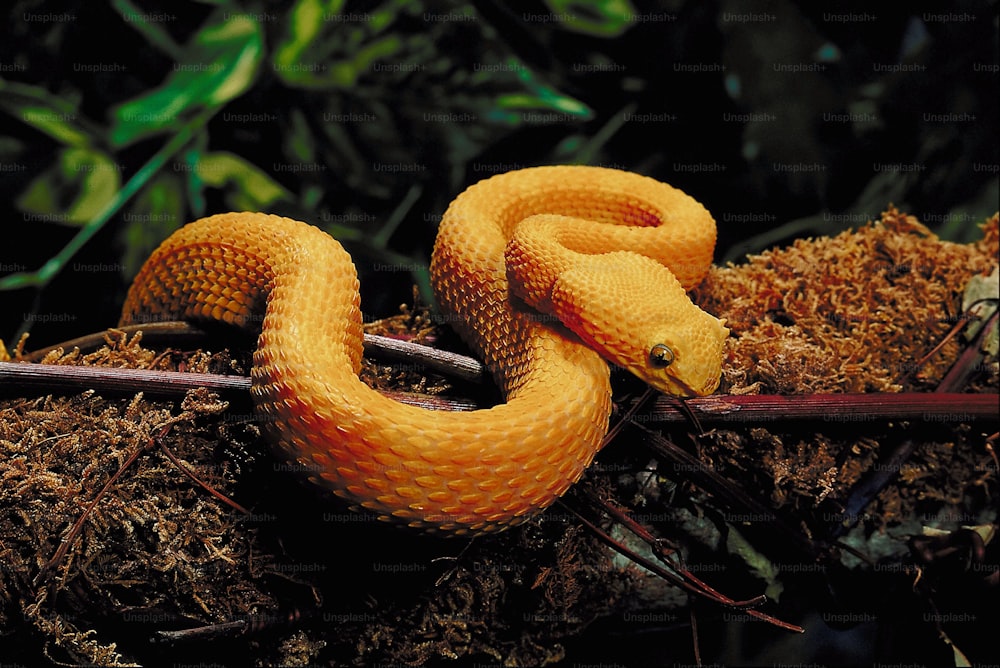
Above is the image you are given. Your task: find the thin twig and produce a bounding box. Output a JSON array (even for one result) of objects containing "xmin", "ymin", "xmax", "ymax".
[
  {"xmin": 631, "ymin": 423, "xmax": 820, "ymax": 558},
  {"xmin": 690, "ymin": 606, "xmax": 701, "ymax": 666},
  {"xmin": 20, "ymin": 322, "xmax": 235, "ymax": 362},
  {"xmin": 20, "ymin": 322, "xmax": 488, "ymax": 383},
  {"xmin": 151, "ymin": 609, "xmax": 304, "ymax": 644},
  {"xmin": 602, "ymin": 385, "xmax": 657, "ymax": 447},
  {"xmin": 34, "ymin": 419, "xmax": 179, "ymax": 589},
  {"xmin": 0, "ymin": 361, "xmax": 478, "ymax": 411},
  {"xmin": 936, "ymin": 310, "xmax": 998, "ymax": 392},
  {"xmin": 904, "ymin": 298, "xmax": 998, "ymax": 386},
  {"xmin": 557, "ymin": 499, "xmax": 804, "ymax": 633},
  {"xmin": 2, "ymin": 361, "xmax": 250, "ymax": 399},
  {"xmin": 575, "ymin": 488, "xmax": 765, "ymax": 608},
  {"xmin": 156, "ymin": 439, "xmax": 250, "ymax": 515}
]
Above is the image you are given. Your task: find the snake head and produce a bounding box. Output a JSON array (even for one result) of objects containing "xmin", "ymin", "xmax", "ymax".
[
  {"xmin": 550, "ymin": 254, "xmax": 728, "ymax": 397},
  {"xmin": 641, "ymin": 311, "xmax": 729, "ymax": 396}
]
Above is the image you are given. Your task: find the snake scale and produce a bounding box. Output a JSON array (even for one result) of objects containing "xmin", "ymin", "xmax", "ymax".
[{"xmin": 121, "ymin": 165, "xmax": 729, "ymax": 534}]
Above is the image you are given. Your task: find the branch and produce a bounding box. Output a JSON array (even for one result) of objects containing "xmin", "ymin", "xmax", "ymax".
[
  {"xmin": 0, "ymin": 361, "xmax": 478, "ymax": 411},
  {"xmin": 2, "ymin": 360, "xmax": 995, "ymax": 422},
  {"xmin": 645, "ymin": 393, "xmax": 998, "ymax": 424}
]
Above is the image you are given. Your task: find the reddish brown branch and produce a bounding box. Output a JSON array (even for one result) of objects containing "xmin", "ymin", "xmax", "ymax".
[
  {"xmin": 33, "ymin": 422, "xmax": 173, "ymax": 590},
  {"xmin": 2, "ymin": 361, "xmax": 995, "ymax": 422},
  {"xmin": 2, "ymin": 361, "xmax": 250, "ymax": 399},
  {"xmin": 19, "ymin": 321, "xmax": 488, "ymax": 383},
  {"xmin": 557, "ymin": 498, "xmax": 804, "ymax": 633},
  {"xmin": 936, "ymin": 310, "xmax": 998, "ymax": 392},
  {"xmin": 647, "ymin": 393, "xmax": 998, "ymax": 424},
  {"xmin": 0, "ymin": 361, "xmax": 478, "ymax": 411}
]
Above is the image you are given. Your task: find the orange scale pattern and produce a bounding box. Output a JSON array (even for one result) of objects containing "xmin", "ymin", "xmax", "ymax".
[{"xmin": 120, "ymin": 166, "xmax": 725, "ymax": 535}]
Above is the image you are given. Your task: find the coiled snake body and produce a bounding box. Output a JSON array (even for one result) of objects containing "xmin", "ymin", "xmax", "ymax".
[{"xmin": 121, "ymin": 166, "xmax": 728, "ymax": 534}]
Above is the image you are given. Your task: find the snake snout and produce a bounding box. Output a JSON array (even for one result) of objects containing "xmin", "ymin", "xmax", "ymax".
[{"xmin": 643, "ymin": 311, "xmax": 728, "ymax": 397}]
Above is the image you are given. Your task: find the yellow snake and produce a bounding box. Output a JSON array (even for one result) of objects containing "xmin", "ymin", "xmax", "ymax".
[{"xmin": 121, "ymin": 166, "xmax": 728, "ymax": 534}]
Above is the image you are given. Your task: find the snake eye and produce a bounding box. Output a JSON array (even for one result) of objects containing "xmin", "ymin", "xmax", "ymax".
[{"xmin": 649, "ymin": 343, "xmax": 675, "ymax": 368}]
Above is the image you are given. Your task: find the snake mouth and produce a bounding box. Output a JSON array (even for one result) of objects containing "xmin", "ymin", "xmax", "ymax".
[{"xmin": 659, "ymin": 373, "xmax": 702, "ymax": 399}]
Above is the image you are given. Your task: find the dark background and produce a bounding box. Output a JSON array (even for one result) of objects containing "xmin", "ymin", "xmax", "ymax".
[
  {"xmin": 1, "ymin": 0, "xmax": 996, "ymax": 348},
  {"xmin": 0, "ymin": 0, "xmax": 997, "ymax": 666}
]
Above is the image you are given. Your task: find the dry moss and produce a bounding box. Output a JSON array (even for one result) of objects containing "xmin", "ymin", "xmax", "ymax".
[
  {"xmin": 0, "ymin": 333, "xmax": 280, "ymax": 665},
  {"xmin": 688, "ymin": 210, "xmax": 997, "ymax": 549},
  {"xmin": 1, "ymin": 318, "xmax": 625, "ymax": 666},
  {"xmin": 694, "ymin": 208, "xmax": 999, "ymax": 394}
]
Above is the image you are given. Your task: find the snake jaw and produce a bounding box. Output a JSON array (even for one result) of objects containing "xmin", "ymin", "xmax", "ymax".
[{"xmin": 638, "ymin": 347, "xmax": 701, "ymax": 397}]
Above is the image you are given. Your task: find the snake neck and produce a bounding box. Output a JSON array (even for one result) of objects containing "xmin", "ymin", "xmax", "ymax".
[{"xmin": 433, "ymin": 166, "xmax": 725, "ymax": 397}]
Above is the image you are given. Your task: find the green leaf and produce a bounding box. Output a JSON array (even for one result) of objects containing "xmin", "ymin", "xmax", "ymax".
[
  {"xmin": 542, "ymin": 0, "xmax": 635, "ymax": 37},
  {"xmin": 274, "ymin": 0, "xmax": 405, "ymax": 90},
  {"xmin": 195, "ymin": 152, "xmax": 291, "ymax": 210},
  {"xmin": 274, "ymin": 0, "xmax": 343, "ymax": 68},
  {"xmin": 16, "ymin": 147, "xmax": 121, "ymax": 225},
  {"xmin": 18, "ymin": 106, "xmax": 90, "ymax": 148},
  {"xmin": 0, "ymin": 79, "xmax": 91, "ymax": 148},
  {"xmin": 484, "ymin": 61, "xmax": 593, "ymax": 125},
  {"xmin": 495, "ymin": 90, "xmax": 592, "ymax": 117},
  {"xmin": 175, "ymin": 133, "xmax": 209, "ymax": 217},
  {"xmin": 726, "ymin": 523, "xmax": 783, "ymax": 601},
  {"xmin": 109, "ymin": 11, "xmax": 263, "ymax": 147},
  {"xmin": 207, "ymin": 17, "xmax": 264, "ymax": 103}
]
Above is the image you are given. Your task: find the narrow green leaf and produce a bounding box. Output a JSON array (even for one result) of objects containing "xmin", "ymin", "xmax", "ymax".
[
  {"xmin": 110, "ymin": 0, "xmax": 184, "ymax": 59},
  {"xmin": 16, "ymin": 147, "xmax": 121, "ymax": 225},
  {"xmin": 0, "ymin": 79, "xmax": 91, "ymax": 148},
  {"xmin": 543, "ymin": 0, "xmax": 635, "ymax": 37},
  {"xmin": 109, "ymin": 11, "xmax": 262, "ymax": 147},
  {"xmin": 489, "ymin": 63, "xmax": 593, "ymax": 123},
  {"xmin": 200, "ymin": 14, "xmax": 263, "ymax": 104},
  {"xmin": 177, "ymin": 136, "xmax": 209, "ymax": 218},
  {"xmin": 18, "ymin": 106, "xmax": 90, "ymax": 147},
  {"xmin": 274, "ymin": 0, "xmax": 402, "ymax": 90},
  {"xmin": 274, "ymin": 0, "xmax": 344, "ymax": 77},
  {"xmin": 495, "ymin": 90, "xmax": 592, "ymax": 118},
  {"xmin": 195, "ymin": 152, "xmax": 291, "ymax": 210}
]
